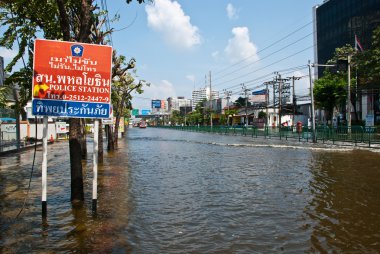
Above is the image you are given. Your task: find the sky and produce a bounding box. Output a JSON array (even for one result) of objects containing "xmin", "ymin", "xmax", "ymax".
[{"xmin": 0, "ymin": 0, "xmax": 323, "ymax": 110}]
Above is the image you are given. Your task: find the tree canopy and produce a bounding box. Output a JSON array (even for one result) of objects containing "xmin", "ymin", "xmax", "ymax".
[
  {"xmin": 356, "ymin": 27, "xmax": 380, "ymax": 86},
  {"xmin": 314, "ymin": 70, "xmax": 347, "ymax": 121}
]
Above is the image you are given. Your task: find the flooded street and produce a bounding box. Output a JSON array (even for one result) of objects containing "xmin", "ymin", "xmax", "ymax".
[{"xmin": 1, "ymin": 128, "xmax": 380, "ymax": 253}]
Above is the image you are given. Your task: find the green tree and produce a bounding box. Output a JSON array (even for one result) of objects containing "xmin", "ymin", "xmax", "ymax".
[
  {"xmin": 258, "ymin": 111, "xmax": 267, "ymax": 119},
  {"xmin": 314, "ymin": 71, "xmax": 347, "ymax": 123},
  {"xmin": 356, "ymin": 27, "xmax": 380, "ymax": 86},
  {"xmin": 170, "ymin": 110, "xmax": 183, "ymax": 125},
  {"xmin": 110, "ymin": 51, "xmax": 149, "ymax": 149},
  {"xmin": 187, "ymin": 110, "xmax": 202, "ymax": 126},
  {"xmin": 234, "ymin": 96, "xmax": 251, "ymax": 107},
  {"xmin": 223, "ymin": 108, "xmax": 238, "ymax": 126},
  {"xmin": 0, "ymin": 85, "xmax": 11, "ymax": 108},
  {"xmin": 315, "ymin": 44, "xmax": 360, "ymax": 123},
  {"xmin": 0, "ymin": 0, "xmax": 149, "ymax": 204}
]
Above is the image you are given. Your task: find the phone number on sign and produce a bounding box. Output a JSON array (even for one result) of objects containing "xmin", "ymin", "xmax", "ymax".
[{"xmin": 61, "ymin": 94, "xmax": 109, "ymax": 102}]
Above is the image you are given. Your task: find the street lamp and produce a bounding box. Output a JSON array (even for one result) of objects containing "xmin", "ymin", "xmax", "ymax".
[
  {"xmin": 308, "ymin": 60, "xmax": 335, "ymax": 143},
  {"xmin": 347, "ymin": 55, "xmax": 352, "ymax": 132},
  {"xmin": 241, "ymin": 83, "xmax": 250, "ymax": 127},
  {"xmin": 223, "ymin": 89, "xmax": 232, "ymax": 127}
]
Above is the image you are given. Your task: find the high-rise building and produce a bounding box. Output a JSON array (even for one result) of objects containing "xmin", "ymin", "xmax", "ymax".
[
  {"xmin": 151, "ymin": 99, "xmax": 168, "ymax": 113},
  {"xmin": 167, "ymin": 97, "xmax": 192, "ymax": 112},
  {"xmin": 314, "ymin": 0, "xmax": 380, "ymax": 76},
  {"xmin": 191, "ymin": 87, "xmax": 219, "ymax": 110},
  {"xmin": 314, "ymin": 0, "xmax": 380, "ymax": 123}
]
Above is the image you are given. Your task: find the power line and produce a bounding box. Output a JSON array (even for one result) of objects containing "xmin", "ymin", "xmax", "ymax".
[
  {"xmin": 212, "ymin": 21, "xmax": 313, "ymax": 77},
  {"xmin": 217, "ymin": 65, "xmax": 309, "ymax": 100},
  {"xmin": 213, "ymin": 44, "xmax": 315, "ymax": 89},
  {"xmin": 101, "ymin": 0, "xmax": 113, "ymax": 46},
  {"xmin": 212, "ymin": 32, "xmax": 314, "ymax": 84}
]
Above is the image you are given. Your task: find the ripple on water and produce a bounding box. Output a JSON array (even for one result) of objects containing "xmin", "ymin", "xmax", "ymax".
[{"xmin": 1, "ymin": 129, "xmax": 380, "ymax": 253}]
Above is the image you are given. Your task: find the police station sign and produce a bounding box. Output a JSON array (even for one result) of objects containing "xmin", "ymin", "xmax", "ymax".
[{"xmin": 32, "ymin": 39, "xmax": 112, "ymax": 118}]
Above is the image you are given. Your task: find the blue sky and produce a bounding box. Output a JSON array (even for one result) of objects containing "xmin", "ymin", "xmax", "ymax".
[
  {"xmin": 106, "ymin": 0, "xmax": 323, "ymax": 110},
  {"xmin": 0, "ymin": 0, "xmax": 323, "ymax": 110}
]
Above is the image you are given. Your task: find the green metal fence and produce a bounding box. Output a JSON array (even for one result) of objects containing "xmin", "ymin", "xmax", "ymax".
[{"xmin": 155, "ymin": 125, "xmax": 380, "ymax": 148}]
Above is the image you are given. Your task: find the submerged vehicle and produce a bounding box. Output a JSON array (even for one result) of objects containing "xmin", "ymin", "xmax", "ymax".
[{"xmin": 139, "ymin": 121, "xmax": 147, "ymax": 128}]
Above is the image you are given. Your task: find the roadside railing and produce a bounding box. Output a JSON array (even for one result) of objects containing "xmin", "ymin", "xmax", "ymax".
[{"xmin": 155, "ymin": 125, "xmax": 380, "ymax": 148}]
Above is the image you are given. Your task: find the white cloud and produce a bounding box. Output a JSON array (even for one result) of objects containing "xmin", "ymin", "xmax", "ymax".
[
  {"xmin": 146, "ymin": 0, "xmax": 201, "ymax": 50},
  {"xmin": 224, "ymin": 27, "xmax": 259, "ymax": 63},
  {"xmin": 226, "ymin": 3, "xmax": 239, "ymax": 20},
  {"xmin": 144, "ymin": 79, "xmax": 177, "ymax": 99}
]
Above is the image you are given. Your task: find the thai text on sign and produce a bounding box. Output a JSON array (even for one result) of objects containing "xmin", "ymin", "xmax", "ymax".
[{"xmin": 32, "ymin": 39, "xmax": 112, "ymax": 118}]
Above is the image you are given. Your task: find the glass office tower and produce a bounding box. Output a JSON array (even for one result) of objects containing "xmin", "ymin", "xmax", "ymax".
[
  {"xmin": 314, "ymin": 0, "xmax": 380, "ymax": 123},
  {"xmin": 315, "ymin": 0, "xmax": 380, "ymax": 72}
]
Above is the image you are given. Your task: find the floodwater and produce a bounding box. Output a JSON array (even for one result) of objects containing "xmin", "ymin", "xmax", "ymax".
[{"xmin": 1, "ymin": 128, "xmax": 380, "ymax": 253}]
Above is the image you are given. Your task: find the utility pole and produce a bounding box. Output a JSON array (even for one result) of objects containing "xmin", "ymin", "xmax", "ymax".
[
  {"xmin": 241, "ymin": 83, "xmax": 250, "ymax": 127},
  {"xmin": 265, "ymin": 82, "xmax": 269, "ymax": 127},
  {"xmin": 224, "ymin": 89, "xmax": 232, "ymax": 126},
  {"xmin": 275, "ymin": 73, "xmax": 289, "ymax": 127},
  {"xmin": 308, "ymin": 61, "xmax": 316, "ymax": 143},
  {"xmin": 278, "ymin": 73, "xmax": 282, "ymax": 127},
  {"xmin": 347, "ymin": 55, "xmax": 351, "ymax": 131},
  {"xmin": 209, "ymin": 71, "xmax": 212, "ymax": 128},
  {"xmin": 273, "ymin": 79, "xmax": 276, "ymax": 126},
  {"xmin": 287, "ymin": 76, "xmax": 302, "ymax": 126},
  {"xmin": 308, "ymin": 61, "xmax": 335, "ymax": 143},
  {"xmin": 264, "ymin": 80, "xmax": 275, "ymax": 127}
]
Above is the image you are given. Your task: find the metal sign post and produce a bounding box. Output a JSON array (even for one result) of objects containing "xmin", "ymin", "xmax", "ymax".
[
  {"xmin": 32, "ymin": 39, "xmax": 112, "ymax": 217},
  {"xmin": 92, "ymin": 120, "xmax": 99, "ymax": 212},
  {"xmin": 42, "ymin": 116, "xmax": 48, "ymax": 217}
]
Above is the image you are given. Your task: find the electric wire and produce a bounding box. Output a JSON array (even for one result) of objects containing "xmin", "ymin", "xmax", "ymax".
[
  {"xmin": 8, "ymin": 3, "xmax": 40, "ymax": 220},
  {"xmin": 212, "ymin": 32, "xmax": 314, "ymax": 84},
  {"xmin": 217, "ymin": 62, "xmax": 309, "ymax": 94},
  {"xmin": 212, "ymin": 21, "xmax": 313, "ymax": 77},
  {"xmin": 218, "ymin": 66, "xmax": 309, "ymax": 100},
  {"xmin": 15, "ymin": 117, "xmax": 38, "ymax": 219},
  {"xmin": 113, "ymin": 11, "xmax": 139, "ymax": 32},
  {"xmin": 101, "ymin": 0, "xmax": 113, "ymax": 46},
  {"xmin": 213, "ymin": 44, "xmax": 315, "ymax": 88}
]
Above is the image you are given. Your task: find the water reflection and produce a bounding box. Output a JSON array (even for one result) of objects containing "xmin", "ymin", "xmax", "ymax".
[
  {"xmin": 307, "ymin": 151, "xmax": 380, "ymax": 252},
  {"xmin": 0, "ymin": 128, "xmax": 379, "ymax": 253}
]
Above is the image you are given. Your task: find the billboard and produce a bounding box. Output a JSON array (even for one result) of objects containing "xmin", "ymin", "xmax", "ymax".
[
  {"xmin": 141, "ymin": 109, "xmax": 151, "ymax": 115},
  {"xmin": 131, "ymin": 109, "xmax": 139, "ymax": 116},
  {"xmin": 32, "ymin": 39, "xmax": 112, "ymax": 118},
  {"xmin": 249, "ymin": 89, "xmax": 267, "ymax": 103},
  {"xmin": 152, "ymin": 100, "xmax": 161, "ymax": 108}
]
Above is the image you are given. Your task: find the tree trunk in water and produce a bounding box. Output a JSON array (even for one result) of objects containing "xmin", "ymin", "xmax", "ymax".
[
  {"xmin": 69, "ymin": 118, "xmax": 84, "ymax": 203},
  {"xmin": 80, "ymin": 118, "xmax": 87, "ymax": 158},
  {"xmin": 113, "ymin": 116, "xmax": 120, "ymax": 147},
  {"xmin": 106, "ymin": 125, "xmax": 115, "ymax": 151},
  {"xmin": 113, "ymin": 97, "xmax": 125, "ymax": 147},
  {"xmin": 98, "ymin": 121, "xmax": 103, "ymax": 164}
]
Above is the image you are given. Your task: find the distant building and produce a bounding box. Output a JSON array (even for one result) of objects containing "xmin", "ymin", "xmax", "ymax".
[
  {"xmin": 191, "ymin": 87, "xmax": 219, "ymax": 110},
  {"xmin": 151, "ymin": 99, "xmax": 168, "ymax": 113},
  {"xmin": 167, "ymin": 97, "xmax": 192, "ymax": 112}
]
